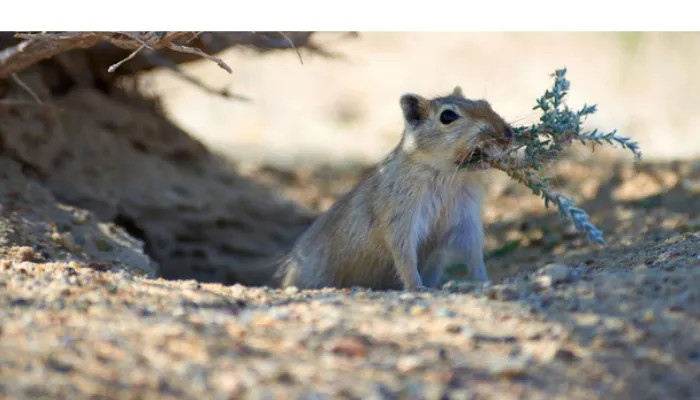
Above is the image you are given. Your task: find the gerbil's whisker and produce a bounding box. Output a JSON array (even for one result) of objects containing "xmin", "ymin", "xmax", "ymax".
[{"xmin": 507, "ymin": 112, "xmax": 538, "ymax": 126}]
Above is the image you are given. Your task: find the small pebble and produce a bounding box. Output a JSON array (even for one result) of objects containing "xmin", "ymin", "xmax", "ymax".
[
  {"xmin": 410, "ymin": 305, "xmax": 428, "ymax": 315},
  {"xmin": 435, "ymin": 308, "xmax": 455, "ymax": 318},
  {"xmin": 484, "ymin": 284, "xmax": 520, "ymax": 301},
  {"xmin": 15, "ymin": 246, "xmax": 36, "ymax": 262},
  {"xmin": 327, "ymin": 335, "xmax": 371, "ymax": 359},
  {"xmin": 61, "ymin": 232, "xmax": 78, "ymax": 251},
  {"xmin": 210, "ymin": 371, "xmax": 244, "ymax": 396},
  {"xmin": 270, "ymin": 309, "xmax": 291, "ymax": 320},
  {"xmin": 284, "ymin": 286, "xmax": 299, "ymax": 295},
  {"xmin": 396, "ymin": 356, "xmax": 422, "ymax": 372},
  {"xmin": 84, "ymin": 262, "xmax": 110, "ymax": 272},
  {"xmin": 533, "ymin": 263, "xmax": 572, "ymax": 289},
  {"xmin": 641, "ymin": 309, "xmax": 655, "ymax": 322},
  {"xmin": 95, "ymin": 239, "xmax": 113, "ymax": 252},
  {"xmin": 487, "ymin": 356, "xmax": 530, "ymax": 378},
  {"xmin": 399, "ymin": 293, "xmax": 416, "ymax": 301},
  {"xmin": 181, "ymin": 280, "xmax": 200, "ymax": 290},
  {"xmin": 554, "ymin": 348, "xmax": 577, "ymax": 362}
]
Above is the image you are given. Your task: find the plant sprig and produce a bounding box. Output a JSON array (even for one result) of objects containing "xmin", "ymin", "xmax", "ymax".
[{"xmin": 491, "ymin": 68, "xmax": 642, "ymax": 246}]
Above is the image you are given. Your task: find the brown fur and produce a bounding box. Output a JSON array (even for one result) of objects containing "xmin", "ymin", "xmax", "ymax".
[{"xmin": 272, "ymin": 87, "xmax": 514, "ymax": 291}]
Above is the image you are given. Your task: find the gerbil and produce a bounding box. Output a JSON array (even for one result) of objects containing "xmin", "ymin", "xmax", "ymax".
[{"xmin": 272, "ymin": 86, "xmax": 514, "ymax": 291}]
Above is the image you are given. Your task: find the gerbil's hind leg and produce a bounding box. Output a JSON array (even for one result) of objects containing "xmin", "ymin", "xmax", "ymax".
[
  {"xmin": 386, "ymin": 233, "xmax": 424, "ymax": 291},
  {"xmin": 278, "ymin": 251, "xmax": 330, "ymax": 290}
]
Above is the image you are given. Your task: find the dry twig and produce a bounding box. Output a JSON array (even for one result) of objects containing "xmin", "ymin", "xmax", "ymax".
[
  {"xmin": 0, "ymin": 31, "xmax": 349, "ymax": 99},
  {"xmin": 142, "ymin": 52, "xmax": 251, "ymax": 101},
  {"xmin": 0, "ymin": 31, "xmax": 229, "ymax": 79},
  {"xmin": 11, "ymin": 73, "xmax": 42, "ymax": 103},
  {"xmin": 279, "ymin": 32, "xmax": 305, "ymax": 65},
  {"xmin": 165, "ymin": 42, "xmax": 232, "ymax": 73},
  {"xmin": 108, "ymin": 45, "xmax": 146, "ymax": 73}
]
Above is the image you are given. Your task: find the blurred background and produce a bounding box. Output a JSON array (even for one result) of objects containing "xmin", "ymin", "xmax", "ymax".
[
  {"xmin": 2, "ymin": 31, "xmax": 698, "ymax": 285},
  {"xmin": 138, "ymin": 32, "xmax": 700, "ymax": 169}
]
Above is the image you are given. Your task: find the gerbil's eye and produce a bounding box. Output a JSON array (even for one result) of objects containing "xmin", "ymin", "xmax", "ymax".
[
  {"xmin": 505, "ymin": 126, "xmax": 514, "ymax": 140},
  {"xmin": 439, "ymin": 109, "xmax": 459, "ymax": 125}
]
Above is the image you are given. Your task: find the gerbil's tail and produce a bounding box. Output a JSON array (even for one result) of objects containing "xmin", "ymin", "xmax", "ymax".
[{"xmin": 225, "ymin": 251, "xmax": 288, "ymax": 288}]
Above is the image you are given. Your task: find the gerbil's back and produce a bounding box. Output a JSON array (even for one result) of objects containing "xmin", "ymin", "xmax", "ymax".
[{"xmin": 278, "ymin": 172, "xmax": 400, "ymax": 289}]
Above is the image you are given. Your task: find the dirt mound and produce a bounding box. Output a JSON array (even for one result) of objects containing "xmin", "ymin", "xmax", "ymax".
[
  {"xmin": 0, "ymin": 156, "xmax": 157, "ymax": 277},
  {"xmin": 0, "ymin": 63, "xmax": 315, "ymax": 285}
]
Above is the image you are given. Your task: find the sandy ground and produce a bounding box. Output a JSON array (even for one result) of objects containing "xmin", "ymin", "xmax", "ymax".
[
  {"xmin": 2, "ymin": 32, "xmax": 700, "ymax": 399},
  {"xmin": 3, "ymin": 154, "xmax": 700, "ymax": 399}
]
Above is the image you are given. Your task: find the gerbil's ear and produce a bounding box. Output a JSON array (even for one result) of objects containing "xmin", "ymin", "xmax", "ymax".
[
  {"xmin": 452, "ymin": 86, "xmax": 463, "ymax": 97},
  {"xmin": 400, "ymin": 94, "xmax": 430, "ymax": 125}
]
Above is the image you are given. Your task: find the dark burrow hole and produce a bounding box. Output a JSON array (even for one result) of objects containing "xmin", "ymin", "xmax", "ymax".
[{"xmin": 112, "ymin": 213, "xmax": 152, "ymax": 258}]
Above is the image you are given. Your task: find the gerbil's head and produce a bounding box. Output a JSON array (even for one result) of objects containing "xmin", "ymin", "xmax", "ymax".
[{"xmin": 399, "ymin": 86, "xmax": 515, "ymax": 171}]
